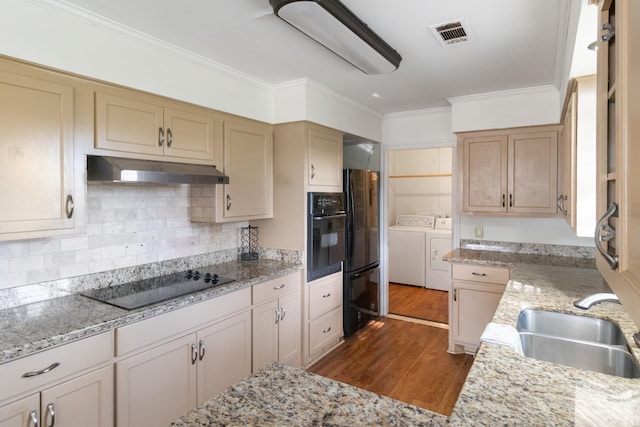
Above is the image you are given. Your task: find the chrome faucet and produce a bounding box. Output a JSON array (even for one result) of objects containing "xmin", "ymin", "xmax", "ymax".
[{"xmin": 574, "ymin": 293, "xmax": 620, "ymax": 309}]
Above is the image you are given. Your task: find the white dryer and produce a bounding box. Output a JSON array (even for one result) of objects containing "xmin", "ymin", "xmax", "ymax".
[
  {"xmin": 388, "ymin": 215, "xmax": 434, "ymax": 287},
  {"xmin": 425, "ymin": 218, "xmax": 452, "ymax": 291}
]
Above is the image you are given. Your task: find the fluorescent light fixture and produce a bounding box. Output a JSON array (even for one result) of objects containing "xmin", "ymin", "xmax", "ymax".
[{"xmin": 270, "ymin": 0, "xmax": 402, "ymax": 74}]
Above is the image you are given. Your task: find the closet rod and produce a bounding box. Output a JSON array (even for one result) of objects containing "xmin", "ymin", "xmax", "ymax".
[{"xmin": 389, "ymin": 173, "xmax": 452, "ymax": 179}]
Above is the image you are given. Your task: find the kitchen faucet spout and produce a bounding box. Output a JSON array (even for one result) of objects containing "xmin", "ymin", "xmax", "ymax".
[{"xmin": 574, "ymin": 293, "xmax": 620, "ymax": 309}]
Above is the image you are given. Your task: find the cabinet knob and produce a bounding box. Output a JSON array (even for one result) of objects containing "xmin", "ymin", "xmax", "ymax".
[
  {"xmin": 280, "ymin": 305, "xmax": 286, "ymax": 321},
  {"xmin": 226, "ymin": 194, "xmax": 232, "ymax": 211},
  {"xmin": 198, "ymin": 339, "xmax": 206, "ymax": 361},
  {"xmin": 311, "ymin": 164, "xmax": 316, "ymax": 179},
  {"xmin": 557, "ymin": 194, "xmax": 568, "ymax": 216},
  {"xmin": 29, "ymin": 410, "xmax": 38, "ymax": 427},
  {"xmin": 191, "ymin": 343, "xmax": 198, "ymax": 365},
  {"xmin": 275, "ymin": 307, "xmax": 280, "ymax": 324},
  {"xmin": 453, "ymin": 288, "xmax": 457, "ymax": 301},
  {"xmin": 45, "ymin": 403, "xmax": 55, "ymax": 427}
]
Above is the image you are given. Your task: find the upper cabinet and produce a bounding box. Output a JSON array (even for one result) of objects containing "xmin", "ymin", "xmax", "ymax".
[
  {"xmin": 308, "ymin": 126, "xmax": 343, "ymax": 188},
  {"xmin": 95, "ymin": 89, "xmax": 217, "ymax": 162},
  {"xmin": 0, "ymin": 63, "xmax": 81, "ymax": 241},
  {"xmin": 558, "ymin": 75, "xmax": 597, "ymax": 236},
  {"xmin": 457, "ymin": 125, "xmax": 560, "ymax": 216},
  {"xmin": 595, "ymin": 0, "xmax": 640, "ymax": 326}
]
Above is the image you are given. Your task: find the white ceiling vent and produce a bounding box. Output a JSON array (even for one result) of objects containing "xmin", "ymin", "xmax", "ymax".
[{"xmin": 429, "ymin": 18, "xmax": 473, "ymax": 47}]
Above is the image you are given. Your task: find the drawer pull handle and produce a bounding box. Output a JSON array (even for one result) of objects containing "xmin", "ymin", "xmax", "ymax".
[
  {"xmin": 322, "ymin": 292, "xmax": 331, "ymax": 298},
  {"xmin": 22, "ymin": 362, "xmax": 60, "ymax": 378},
  {"xmin": 198, "ymin": 339, "xmax": 206, "ymax": 361},
  {"xmin": 273, "ymin": 284, "xmax": 285, "ymax": 290},
  {"xmin": 323, "ymin": 326, "xmax": 332, "ymax": 333},
  {"xmin": 158, "ymin": 127, "xmax": 164, "ymax": 147},
  {"xmin": 453, "ymin": 288, "xmax": 457, "ymax": 301},
  {"xmin": 280, "ymin": 305, "xmax": 286, "ymax": 321},
  {"xmin": 30, "ymin": 410, "xmax": 38, "ymax": 427},
  {"xmin": 167, "ymin": 128, "xmax": 173, "ymax": 147},
  {"xmin": 471, "ymin": 272, "xmax": 487, "ymax": 277},
  {"xmin": 311, "ymin": 164, "xmax": 316, "ymax": 179},
  {"xmin": 46, "ymin": 403, "xmax": 55, "ymax": 427},
  {"xmin": 275, "ymin": 307, "xmax": 280, "ymax": 324},
  {"xmin": 65, "ymin": 194, "xmax": 74, "ymax": 219}
]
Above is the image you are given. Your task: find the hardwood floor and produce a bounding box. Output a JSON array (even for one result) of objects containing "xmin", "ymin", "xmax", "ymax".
[
  {"xmin": 388, "ymin": 283, "xmax": 448, "ymax": 324},
  {"xmin": 307, "ymin": 317, "xmax": 474, "ymax": 416}
]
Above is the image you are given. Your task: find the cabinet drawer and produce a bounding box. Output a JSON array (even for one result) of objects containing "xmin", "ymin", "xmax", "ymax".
[
  {"xmin": 0, "ymin": 332, "xmax": 113, "ymax": 403},
  {"xmin": 309, "ymin": 306, "xmax": 342, "ymax": 360},
  {"xmin": 252, "ymin": 272, "xmax": 300, "ymax": 305},
  {"xmin": 308, "ymin": 273, "xmax": 342, "ymax": 320},
  {"xmin": 452, "ymin": 263, "xmax": 510, "ymax": 285},
  {"xmin": 116, "ymin": 287, "xmax": 251, "ymax": 356}
]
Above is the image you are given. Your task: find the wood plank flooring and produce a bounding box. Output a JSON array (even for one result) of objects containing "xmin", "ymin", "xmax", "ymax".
[
  {"xmin": 388, "ymin": 283, "xmax": 449, "ymax": 324},
  {"xmin": 307, "ymin": 317, "xmax": 474, "ymax": 416}
]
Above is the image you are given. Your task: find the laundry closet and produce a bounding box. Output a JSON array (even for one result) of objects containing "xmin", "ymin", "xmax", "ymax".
[{"xmin": 387, "ymin": 147, "xmax": 453, "ymax": 292}]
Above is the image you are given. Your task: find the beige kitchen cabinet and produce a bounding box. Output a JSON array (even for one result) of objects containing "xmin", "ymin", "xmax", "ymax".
[
  {"xmin": 595, "ymin": 0, "xmax": 640, "ymax": 327},
  {"xmin": 215, "ymin": 118, "xmax": 273, "ymax": 222},
  {"xmin": 558, "ymin": 75, "xmax": 597, "ymax": 236},
  {"xmin": 449, "ymin": 263, "xmax": 510, "ymax": 354},
  {"xmin": 308, "ymin": 126, "xmax": 343, "ymax": 187},
  {"xmin": 0, "ymin": 66, "xmax": 77, "ymax": 240},
  {"xmin": 252, "ymin": 272, "xmax": 301, "ymax": 371},
  {"xmin": 0, "ymin": 333, "xmax": 114, "ymax": 427},
  {"xmin": 95, "ymin": 89, "xmax": 217, "ymax": 162},
  {"xmin": 114, "ymin": 288, "xmax": 252, "ymax": 427},
  {"xmin": 458, "ymin": 125, "xmax": 560, "ymax": 216},
  {"xmin": 307, "ymin": 272, "xmax": 343, "ymax": 364}
]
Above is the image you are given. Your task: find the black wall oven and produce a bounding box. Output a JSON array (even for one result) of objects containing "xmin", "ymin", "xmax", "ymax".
[{"xmin": 307, "ymin": 192, "xmax": 346, "ymax": 282}]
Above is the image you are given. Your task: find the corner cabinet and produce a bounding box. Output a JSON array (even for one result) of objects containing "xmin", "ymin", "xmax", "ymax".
[
  {"xmin": 95, "ymin": 89, "xmax": 217, "ymax": 162},
  {"xmin": 449, "ymin": 263, "xmax": 510, "ymax": 354},
  {"xmin": 0, "ymin": 65, "xmax": 78, "ymax": 240},
  {"xmin": 457, "ymin": 125, "xmax": 560, "ymax": 216},
  {"xmin": 595, "ymin": 0, "xmax": 640, "ymax": 326}
]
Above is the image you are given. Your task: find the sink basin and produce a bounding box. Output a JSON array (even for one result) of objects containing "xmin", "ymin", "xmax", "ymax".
[
  {"xmin": 516, "ymin": 309, "xmax": 626, "ymax": 346},
  {"xmin": 515, "ymin": 309, "xmax": 640, "ymax": 378},
  {"xmin": 519, "ymin": 332, "xmax": 640, "ymax": 378}
]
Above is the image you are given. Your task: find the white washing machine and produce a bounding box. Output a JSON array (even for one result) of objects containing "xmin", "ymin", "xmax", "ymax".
[
  {"xmin": 425, "ymin": 218, "xmax": 452, "ymax": 291},
  {"xmin": 388, "ymin": 215, "xmax": 434, "ymax": 287}
]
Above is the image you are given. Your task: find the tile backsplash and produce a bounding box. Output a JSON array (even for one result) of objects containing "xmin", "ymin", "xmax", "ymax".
[{"xmin": 0, "ymin": 184, "xmax": 243, "ymax": 290}]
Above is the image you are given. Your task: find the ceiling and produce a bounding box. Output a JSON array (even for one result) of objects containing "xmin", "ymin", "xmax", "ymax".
[{"xmin": 59, "ymin": 0, "xmax": 586, "ymax": 115}]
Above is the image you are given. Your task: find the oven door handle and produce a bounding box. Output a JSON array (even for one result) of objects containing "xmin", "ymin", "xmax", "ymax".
[{"xmin": 312, "ymin": 214, "xmax": 346, "ymax": 220}]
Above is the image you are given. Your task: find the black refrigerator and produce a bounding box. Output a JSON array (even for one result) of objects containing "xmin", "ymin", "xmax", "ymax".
[{"xmin": 343, "ymin": 168, "xmax": 380, "ymax": 337}]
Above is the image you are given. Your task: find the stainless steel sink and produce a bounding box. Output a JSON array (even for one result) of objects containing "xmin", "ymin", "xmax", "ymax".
[
  {"xmin": 516, "ymin": 309, "xmax": 640, "ymax": 379},
  {"xmin": 519, "ymin": 332, "xmax": 640, "ymax": 378},
  {"xmin": 516, "ymin": 309, "xmax": 626, "ymax": 346}
]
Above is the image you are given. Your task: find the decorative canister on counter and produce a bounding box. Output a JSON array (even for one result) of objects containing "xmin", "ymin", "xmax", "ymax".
[{"xmin": 240, "ymin": 225, "xmax": 259, "ymax": 260}]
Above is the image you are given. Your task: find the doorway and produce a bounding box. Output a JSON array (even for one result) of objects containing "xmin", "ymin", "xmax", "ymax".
[{"xmin": 386, "ymin": 147, "xmax": 453, "ymax": 324}]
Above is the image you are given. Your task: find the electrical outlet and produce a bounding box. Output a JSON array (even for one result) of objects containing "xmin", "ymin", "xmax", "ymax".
[{"xmin": 474, "ymin": 225, "xmax": 484, "ymax": 238}]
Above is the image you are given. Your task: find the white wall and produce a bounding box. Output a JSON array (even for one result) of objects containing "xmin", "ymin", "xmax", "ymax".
[{"xmin": 0, "ymin": 0, "xmax": 382, "ymax": 138}]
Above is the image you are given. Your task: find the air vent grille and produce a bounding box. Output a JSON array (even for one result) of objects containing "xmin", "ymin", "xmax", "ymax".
[{"xmin": 429, "ymin": 18, "xmax": 473, "ymax": 47}]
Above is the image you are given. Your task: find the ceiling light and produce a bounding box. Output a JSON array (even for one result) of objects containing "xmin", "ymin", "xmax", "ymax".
[{"xmin": 270, "ymin": 0, "xmax": 402, "ymax": 74}]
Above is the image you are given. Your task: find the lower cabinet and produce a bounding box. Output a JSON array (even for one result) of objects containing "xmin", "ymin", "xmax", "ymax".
[
  {"xmin": 252, "ymin": 272, "xmax": 301, "ymax": 371},
  {"xmin": 0, "ymin": 366, "xmax": 113, "ymax": 427},
  {"xmin": 449, "ymin": 263, "xmax": 510, "ymax": 354},
  {"xmin": 306, "ymin": 272, "xmax": 343, "ymax": 365}
]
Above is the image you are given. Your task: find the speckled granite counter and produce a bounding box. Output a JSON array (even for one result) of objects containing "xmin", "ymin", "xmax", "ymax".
[
  {"xmin": 171, "ymin": 362, "xmax": 447, "ymax": 427},
  {"xmin": 0, "ymin": 257, "xmax": 302, "ymax": 364},
  {"xmin": 446, "ymin": 248, "xmax": 640, "ymax": 426}
]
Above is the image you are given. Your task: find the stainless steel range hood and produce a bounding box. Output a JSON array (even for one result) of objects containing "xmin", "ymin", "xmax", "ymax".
[{"xmin": 87, "ymin": 155, "xmax": 229, "ymax": 184}]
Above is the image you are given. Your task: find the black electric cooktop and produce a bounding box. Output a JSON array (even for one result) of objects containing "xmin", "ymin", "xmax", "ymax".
[{"xmin": 81, "ymin": 270, "xmax": 235, "ymax": 310}]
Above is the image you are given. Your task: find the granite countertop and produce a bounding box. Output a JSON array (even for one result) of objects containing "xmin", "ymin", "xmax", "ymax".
[
  {"xmin": 0, "ymin": 258, "xmax": 302, "ymax": 364},
  {"xmin": 173, "ymin": 248, "xmax": 640, "ymax": 426},
  {"xmin": 446, "ymin": 249, "xmax": 640, "ymax": 425},
  {"xmin": 171, "ymin": 362, "xmax": 448, "ymax": 427}
]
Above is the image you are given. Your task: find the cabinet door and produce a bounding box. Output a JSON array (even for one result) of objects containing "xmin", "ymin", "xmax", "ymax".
[
  {"xmin": 95, "ymin": 91, "xmax": 164, "ymax": 156},
  {"xmin": 278, "ymin": 291, "xmax": 301, "ymax": 367},
  {"xmin": 462, "ymin": 135, "xmax": 508, "ymax": 213},
  {"xmin": 308, "ymin": 127, "xmax": 342, "ymax": 187},
  {"xmin": 116, "ymin": 334, "xmax": 196, "ymax": 427},
  {"xmin": 0, "ymin": 394, "xmax": 39, "ymax": 427},
  {"xmin": 196, "ymin": 311, "xmax": 251, "ymax": 405},
  {"xmin": 41, "ymin": 365, "xmax": 114, "ymax": 427},
  {"xmin": 452, "ymin": 282, "xmax": 504, "ymax": 347},
  {"xmin": 508, "ymin": 131, "xmax": 558, "ymax": 214},
  {"xmin": 0, "ymin": 70, "xmax": 75, "ymax": 236},
  {"xmin": 163, "ymin": 106, "xmax": 215, "ymax": 161},
  {"xmin": 252, "ymin": 299, "xmax": 279, "ymax": 372},
  {"xmin": 219, "ymin": 120, "xmax": 273, "ymax": 221}
]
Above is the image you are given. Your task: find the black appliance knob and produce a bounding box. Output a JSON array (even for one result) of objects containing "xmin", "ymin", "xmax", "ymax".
[
  {"xmin": 186, "ymin": 269, "xmax": 193, "ymax": 279},
  {"xmin": 212, "ymin": 273, "xmax": 219, "ymax": 284},
  {"xmin": 204, "ymin": 272, "xmax": 212, "ymax": 283},
  {"xmin": 193, "ymin": 271, "xmax": 201, "ymax": 281}
]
